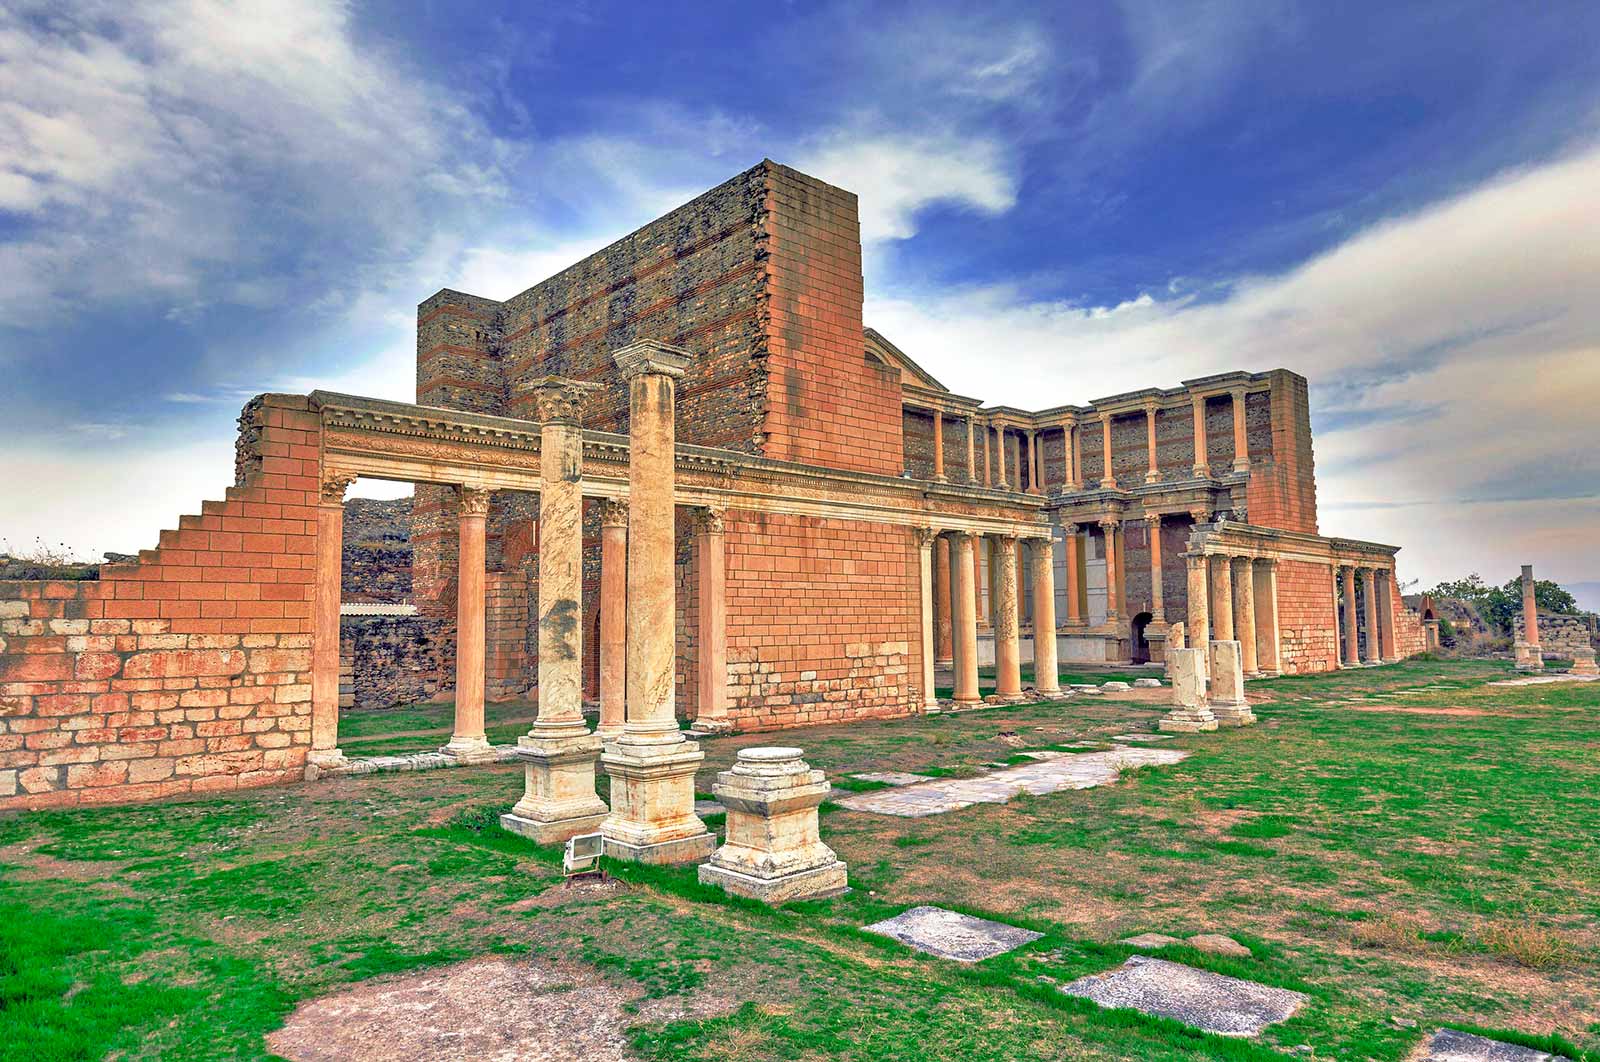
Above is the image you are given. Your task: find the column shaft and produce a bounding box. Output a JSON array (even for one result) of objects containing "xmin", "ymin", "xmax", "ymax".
[
  {"xmin": 953, "ymin": 533, "xmax": 981, "ymax": 704},
  {"xmin": 1070, "ymin": 424, "xmax": 1082, "ymax": 489},
  {"xmin": 1210, "ymin": 554, "xmax": 1234, "ymax": 641},
  {"xmin": 983, "ymin": 424, "xmax": 992, "ymax": 486},
  {"xmin": 994, "ymin": 537, "xmax": 1022, "ymax": 697},
  {"xmin": 598, "ymin": 502, "xmax": 627, "ymax": 741},
  {"xmin": 1252, "ymin": 560, "xmax": 1281, "ymax": 673},
  {"xmin": 1186, "ymin": 554, "xmax": 1211, "ymax": 645},
  {"xmin": 310, "ymin": 476, "xmax": 352, "ymax": 766},
  {"xmin": 1521, "ymin": 564, "xmax": 1540, "ymax": 645},
  {"xmin": 1232, "ymin": 556, "xmax": 1258, "ymax": 674},
  {"xmin": 965, "ymin": 417, "xmax": 977, "ymax": 483},
  {"xmin": 1030, "ymin": 537, "xmax": 1060, "ymax": 694},
  {"xmin": 1026, "ymin": 431, "xmax": 1040, "ymax": 494},
  {"xmin": 995, "ymin": 427, "xmax": 1008, "ymax": 489},
  {"xmin": 933, "ymin": 537, "xmax": 954, "ymax": 664},
  {"xmin": 1377, "ymin": 569, "xmax": 1398, "ymax": 661},
  {"xmin": 1146, "ymin": 515, "xmax": 1165, "ymax": 620},
  {"xmin": 1099, "ymin": 415, "xmax": 1116, "ymax": 488},
  {"xmin": 1361, "ymin": 568, "xmax": 1380, "ymax": 663},
  {"xmin": 443, "ymin": 487, "xmax": 490, "ymax": 757},
  {"xmin": 1144, "ymin": 406, "xmax": 1160, "ymax": 483},
  {"xmin": 1063, "ymin": 525, "xmax": 1083, "ymax": 626},
  {"xmin": 932, "ymin": 411, "xmax": 946, "ymax": 482},
  {"xmin": 1101, "ymin": 521, "xmax": 1121, "ymax": 621},
  {"xmin": 1232, "ymin": 389, "xmax": 1250, "ymax": 472},
  {"xmin": 916, "ymin": 529, "xmax": 938, "ymax": 710},
  {"xmin": 694, "ymin": 509, "xmax": 728, "ymax": 724},
  {"xmin": 1192, "ymin": 394, "xmax": 1210, "ymax": 477},
  {"xmin": 1341, "ymin": 566, "xmax": 1359, "ymax": 665}
]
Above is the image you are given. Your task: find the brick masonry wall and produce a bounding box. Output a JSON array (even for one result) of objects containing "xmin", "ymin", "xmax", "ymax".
[
  {"xmin": 1247, "ymin": 372, "xmax": 1318, "ymax": 534},
  {"xmin": 0, "ymin": 395, "xmax": 321, "ymax": 809},
  {"xmin": 1513, "ymin": 611, "xmax": 1599, "ymax": 655},
  {"xmin": 338, "ymin": 615, "xmax": 448, "ymax": 712},
  {"xmin": 1276, "ymin": 559, "xmax": 1340, "ymax": 674},
  {"xmin": 723, "ymin": 512, "xmax": 920, "ymax": 731}
]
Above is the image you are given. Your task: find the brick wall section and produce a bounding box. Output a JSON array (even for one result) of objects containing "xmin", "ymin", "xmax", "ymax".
[
  {"xmin": 723, "ymin": 512, "xmax": 920, "ymax": 731},
  {"xmin": 1276, "ymin": 559, "xmax": 1340, "ymax": 674},
  {"xmin": 1247, "ymin": 372, "xmax": 1318, "ymax": 534},
  {"xmin": 0, "ymin": 395, "xmax": 320, "ymax": 809},
  {"xmin": 338, "ymin": 616, "xmax": 448, "ymax": 712},
  {"xmin": 484, "ymin": 570, "xmax": 531, "ymax": 701}
]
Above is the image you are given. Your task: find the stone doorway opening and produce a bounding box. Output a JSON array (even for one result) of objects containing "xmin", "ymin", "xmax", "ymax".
[{"xmin": 1131, "ymin": 611, "xmax": 1154, "ymax": 664}]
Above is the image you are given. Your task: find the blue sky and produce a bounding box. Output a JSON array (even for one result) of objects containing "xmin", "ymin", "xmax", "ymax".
[{"xmin": 2, "ymin": 0, "xmax": 1598, "ymax": 600}]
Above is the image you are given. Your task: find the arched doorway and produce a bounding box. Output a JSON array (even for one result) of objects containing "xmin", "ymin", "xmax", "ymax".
[{"xmin": 1131, "ymin": 611, "xmax": 1154, "ymax": 664}]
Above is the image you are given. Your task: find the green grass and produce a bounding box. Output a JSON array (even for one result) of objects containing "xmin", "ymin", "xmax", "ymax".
[{"xmin": 2, "ymin": 658, "xmax": 1598, "ymax": 1059}]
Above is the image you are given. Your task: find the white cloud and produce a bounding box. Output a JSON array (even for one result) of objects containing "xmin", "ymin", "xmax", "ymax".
[{"xmin": 866, "ymin": 143, "xmax": 1600, "ymax": 587}]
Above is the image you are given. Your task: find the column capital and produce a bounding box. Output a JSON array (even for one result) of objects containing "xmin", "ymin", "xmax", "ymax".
[
  {"xmin": 1231, "ymin": 385, "xmax": 1249, "ymax": 403},
  {"xmin": 319, "ymin": 473, "xmax": 357, "ymax": 506},
  {"xmin": 912, "ymin": 526, "xmax": 940, "ymax": 549},
  {"xmin": 1098, "ymin": 516, "xmax": 1121, "ymax": 532},
  {"xmin": 457, "ymin": 485, "xmax": 491, "ymax": 517},
  {"xmin": 1185, "ymin": 551, "xmax": 1208, "ymax": 569},
  {"xmin": 597, "ymin": 497, "xmax": 628, "ymax": 528},
  {"xmin": 1253, "ymin": 555, "xmax": 1279, "ymax": 570},
  {"xmin": 948, "ymin": 528, "xmax": 974, "ymax": 545},
  {"xmin": 518, "ymin": 375, "xmax": 599, "ymax": 424},
  {"xmin": 613, "ymin": 338, "xmax": 695, "ymax": 380},
  {"xmin": 1061, "ymin": 521, "xmax": 1080, "ymax": 535},
  {"xmin": 690, "ymin": 506, "xmax": 726, "ymax": 536},
  {"xmin": 988, "ymin": 531, "xmax": 1019, "ymax": 547},
  {"xmin": 1144, "ymin": 512, "xmax": 1163, "ymax": 528},
  {"xmin": 1189, "ymin": 506, "xmax": 1210, "ymax": 525}
]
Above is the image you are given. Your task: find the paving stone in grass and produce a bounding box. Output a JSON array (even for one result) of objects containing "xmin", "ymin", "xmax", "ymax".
[
  {"xmin": 1060, "ymin": 956, "xmax": 1307, "ymax": 1037},
  {"xmin": 1420, "ymin": 1028, "xmax": 1553, "ymax": 1061},
  {"xmin": 693, "ymin": 799, "xmax": 725, "ymax": 816},
  {"xmin": 1110, "ymin": 733, "xmax": 1175, "ymax": 742},
  {"xmin": 851, "ymin": 771, "xmax": 934, "ymax": 786},
  {"xmin": 1186, "ymin": 933, "xmax": 1251, "ymax": 957},
  {"xmin": 1120, "ymin": 932, "xmax": 1182, "ymax": 949},
  {"xmin": 863, "ymin": 905, "xmax": 1043, "ymax": 962},
  {"xmin": 1134, "ymin": 678, "xmax": 1164, "ymax": 688}
]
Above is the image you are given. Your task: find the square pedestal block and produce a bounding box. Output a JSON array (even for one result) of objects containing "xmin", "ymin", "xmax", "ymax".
[
  {"xmin": 501, "ymin": 729, "xmax": 608, "ymax": 845},
  {"xmin": 600, "ymin": 737, "xmax": 715, "ymax": 864},
  {"xmin": 698, "ymin": 746, "xmax": 848, "ymax": 903}
]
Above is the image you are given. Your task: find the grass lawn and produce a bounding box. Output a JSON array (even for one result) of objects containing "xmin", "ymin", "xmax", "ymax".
[{"xmin": 3, "ymin": 659, "xmax": 1599, "ymax": 1060}]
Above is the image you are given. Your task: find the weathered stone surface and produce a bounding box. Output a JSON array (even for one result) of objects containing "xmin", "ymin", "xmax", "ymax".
[
  {"xmin": 1133, "ymin": 678, "xmax": 1163, "ymax": 688},
  {"xmin": 1186, "ymin": 933, "xmax": 1252, "ymax": 957},
  {"xmin": 699, "ymin": 747, "xmax": 847, "ymax": 903},
  {"xmin": 1160, "ymin": 648, "xmax": 1217, "ymax": 733},
  {"xmin": 852, "ymin": 771, "xmax": 933, "ymax": 786},
  {"xmin": 1120, "ymin": 932, "xmax": 1182, "ymax": 949},
  {"xmin": 1101, "ymin": 680, "xmax": 1132, "ymax": 692},
  {"xmin": 1207, "ymin": 640, "xmax": 1256, "ymax": 727},
  {"xmin": 863, "ymin": 906, "xmax": 1043, "ymax": 962},
  {"xmin": 1060, "ymin": 956, "xmax": 1307, "ymax": 1037},
  {"xmin": 1419, "ymin": 1028, "xmax": 1553, "ymax": 1061}
]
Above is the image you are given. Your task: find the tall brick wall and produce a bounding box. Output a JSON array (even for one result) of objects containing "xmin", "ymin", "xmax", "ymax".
[
  {"xmin": 1276, "ymin": 559, "xmax": 1340, "ymax": 674},
  {"xmin": 722, "ymin": 512, "xmax": 920, "ymax": 731},
  {"xmin": 0, "ymin": 395, "xmax": 321, "ymax": 809},
  {"xmin": 1247, "ymin": 372, "xmax": 1318, "ymax": 534}
]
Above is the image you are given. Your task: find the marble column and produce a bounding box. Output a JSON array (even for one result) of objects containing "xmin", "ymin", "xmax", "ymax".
[
  {"xmin": 1252, "ymin": 558, "xmax": 1281, "ymax": 674},
  {"xmin": 1029, "ymin": 536, "xmax": 1061, "ymax": 696},
  {"xmin": 1231, "ymin": 388, "xmax": 1250, "ymax": 473},
  {"xmin": 1210, "ymin": 554, "xmax": 1234, "ymax": 641},
  {"xmin": 1185, "ymin": 553, "xmax": 1211, "ymax": 646},
  {"xmin": 1099, "ymin": 414, "xmax": 1116, "ymax": 489},
  {"xmin": 932, "ymin": 410, "xmax": 947, "ymax": 482},
  {"xmin": 1069, "ymin": 421, "xmax": 1082, "ymax": 490},
  {"xmin": 1063, "ymin": 523, "xmax": 1084, "ymax": 627},
  {"xmin": 1026, "ymin": 430, "xmax": 1040, "ymax": 494},
  {"xmin": 309, "ymin": 472, "xmax": 355, "ymax": 769},
  {"xmin": 1521, "ymin": 563, "xmax": 1541, "ymax": 654},
  {"xmin": 1100, "ymin": 519, "xmax": 1121, "ymax": 621},
  {"xmin": 933, "ymin": 535, "xmax": 954, "ymax": 666},
  {"xmin": 993, "ymin": 535, "xmax": 1023, "ymax": 700},
  {"xmin": 1361, "ymin": 567, "xmax": 1381, "ymax": 664},
  {"xmin": 505, "ymin": 377, "xmax": 608, "ymax": 841},
  {"xmin": 1341, "ymin": 566, "xmax": 1360, "ymax": 666},
  {"xmin": 952, "ymin": 531, "xmax": 981, "ymax": 705},
  {"xmin": 994, "ymin": 427, "xmax": 1009, "ymax": 489},
  {"xmin": 1146, "ymin": 513, "xmax": 1165, "ymax": 621},
  {"xmin": 1144, "ymin": 403, "xmax": 1161, "ymax": 483},
  {"xmin": 1191, "ymin": 393, "xmax": 1210, "ymax": 478},
  {"xmin": 694, "ymin": 507, "xmax": 729, "ymax": 728},
  {"xmin": 915, "ymin": 528, "xmax": 939, "ymax": 711},
  {"xmin": 600, "ymin": 339, "xmax": 715, "ymax": 865},
  {"xmin": 965, "ymin": 416, "xmax": 977, "ymax": 483},
  {"xmin": 1232, "ymin": 556, "xmax": 1259, "ymax": 675},
  {"xmin": 597, "ymin": 499, "xmax": 628, "ymax": 742},
  {"xmin": 441, "ymin": 485, "xmax": 494, "ymax": 761}
]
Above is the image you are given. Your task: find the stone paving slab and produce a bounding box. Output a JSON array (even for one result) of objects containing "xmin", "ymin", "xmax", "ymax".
[
  {"xmin": 1489, "ymin": 674, "xmax": 1599, "ymax": 686},
  {"xmin": 1110, "ymin": 733, "xmax": 1175, "ymax": 742},
  {"xmin": 851, "ymin": 771, "xmax": 935, "ymax": 786},
  {"xmin": 833, "ymin": 747, "xmax": 1188, "ymax": 817},
  {"xmin": 863, "ymin": 905, "xmax": 1043, "ymax": 962},
  {"xmin": 327, "ymin": 746, "xmax": 520, "ymax": 775},
  {"xmin": 1060, "ymin": 956, "xmax": 1307, "ymax": 1037},
  {"xmin": 1420, "ymin": 1028, "xmax": 1553, "ymax": 1061}
]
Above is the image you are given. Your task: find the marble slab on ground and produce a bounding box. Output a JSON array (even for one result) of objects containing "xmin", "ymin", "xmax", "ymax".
[
  {"xmin": 863, "ymin": 905, "xmax": 1043, "ymax": 962},
  {"xmin": 833, "ymin": 747, "xmax": 1188, "ymax": 817},
  {"xmin": 1060, "ymin": 956, "xmax": 1307, "ymax": 1037},
  {"xmin": 851, "ymin": 771, "xmax": 934, "ymax": 786},
  {"xmin": 1419, "ymin": 1028, "xmax": 1553, "ymax": 1061},
  {"xmin": 1111, "ymin": 733, "xmax": 1175, "ymax": 742},
  {"xmin": 1490, "ymin": 674, "xmax": 1600, "ymax": 686}
]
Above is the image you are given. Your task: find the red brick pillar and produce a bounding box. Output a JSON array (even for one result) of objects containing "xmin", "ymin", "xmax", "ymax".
[{"xmin": 310, "ymin": 473, "xmax": 354, "ymax": 768}]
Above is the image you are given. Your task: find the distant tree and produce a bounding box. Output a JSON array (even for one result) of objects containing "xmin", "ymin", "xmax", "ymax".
[{"xmin": 1425, "ymin": 572, "xmax": 1580, "ymax": 635}]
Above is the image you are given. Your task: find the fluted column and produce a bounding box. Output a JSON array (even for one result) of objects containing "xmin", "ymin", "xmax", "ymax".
[
  {"xmin": 1232, "ymin": 556, "xmax": 1258, "ymax": 675},
  {"xmin": 1341, "ymin": 566, "xmax": 1359, "ymax": 666},
  {"xmin": 1210, "ymin": 553, "xmax": 1234, "ymax": 641},
  {"xmin": 1100, "ymin": 519, "xmax": 1121, "ymax": 621},
  {"xmin": 952, "ymin": 532, "xmax": 981, "ymax": 705},
  {"xmin": 600, "ymin": 339, "xmax": 714, "ymax": 865},
  {"xmin": 1252, "ymin": 558, "xmax": 1281, "ymax": 674},
  {"xmin": 1099, "ymin": 414, "xmax": 1116, "ymax": 489},
  {"xmin": 1362, "ymin": 567, "xmax": 1380, "ymax": 664},
  {"xmin": 1063, "ymin": 523, "xmax": 1084, "ymax": 627},
  {"xmin": 1145, "ymin": 513, "xmax": 1165, "ymax": 621},
  {"xmin": 597, "ymin": 499, "xmax": 628, "ymax": 742},
  {"xmin": 932, "ymin": 411, "xmax": 946, "ymax": 482},
  {"xmin": 1144, "ymin": 403, "xmax": 1160, "ymax": 483},
  {"xmin": 1231, "ymin": 388, "xmax": 1250, "ymax": 473},
  {"xmin": 694, "ymin": 507, "xmax": 729, "ymax": 726},
  {"xmin": 915, "ymin": 528, "xmax": 939, "ymax": 710},
  {"xmin": 309, "ymin": 472, "xmax": 355, "ymax": 768},
  {"xmin": 442, "ymin": 486, "xmax": 493, "ymax": 760},
  {"xmin": 993, "ymin": 535, "xmax": 1022, "ymax": 699},
  {"xmin": 1029, "ymin": 536, "xmax": 1060, "ymax": 695},
  {"xmin": 1186, "ymin": 553, "xmax": 1211, "ymax": 646},
  {"xmin": 1026, "ymin": 430, "xmax": 1040, "ymax": 494},
  {"xmin": 1191, "ymin": 394, "xmax": 1210, "ymax": 478}
]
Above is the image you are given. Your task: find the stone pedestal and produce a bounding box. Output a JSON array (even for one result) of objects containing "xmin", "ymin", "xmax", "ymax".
[
  {"xmin": 502, "ymin": 732, "xmax": 609, "ymax": 842},
  {"xmin": 1207, "ymin": 640, "xmax": 1256, "ymax": 727},
  {"xmin": 698, "ymin": 747, "xmax": 848, "ymax": 903},
  {"xmin": 1571, "ymin": 647, "xmax": 1598, "ymax": 676},
  {"xmin": 1159, "ymin": 648, "xmax": 1217, "ymax": 733}
]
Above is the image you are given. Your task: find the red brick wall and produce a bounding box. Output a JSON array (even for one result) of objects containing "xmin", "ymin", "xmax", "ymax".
[
  {"xmin": 722, "ymin": 512, "xmax": 920, "ymax": 731},
  {"xmin": 0, "ymin": 395, "xmax": 320, "ymax": 810},
  {"xmin": 1276, "ymin": 559, "xmax": 1340, "ymax": 674}
]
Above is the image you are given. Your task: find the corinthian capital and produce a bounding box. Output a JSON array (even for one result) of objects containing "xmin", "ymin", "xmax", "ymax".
[
  {"xmin": 457, "ymin": 485, "xmax": 491, "ymax": 517},
  {"xmin": 519, "ymin": 375, "xmax": 598, "ymax": 425}
]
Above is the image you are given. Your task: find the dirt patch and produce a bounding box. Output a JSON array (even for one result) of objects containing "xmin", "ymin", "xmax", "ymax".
[
  {"xmin": 0, "ymin": 842, "xmax": 129, "ymax": 882},
  {"xmin": 267, "ymin": 956, "xmax": 731, "ymax": 1062},
  {"xmin": 1345, "ymin": 704, "xmax": 1494, "ymax": 717}
]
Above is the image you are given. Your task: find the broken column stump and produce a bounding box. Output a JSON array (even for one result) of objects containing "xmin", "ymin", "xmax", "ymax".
[
  {"xmin": 1207, "ymin": 640, "xmax": 1257, "ymax": 727},
  {"xmin": 698, "ymin": 747, "xmax": 848, "ymax": 903},
  {"xmin": 1158, "ymin": 648, "xmax": 1217, "ymax": 733}
]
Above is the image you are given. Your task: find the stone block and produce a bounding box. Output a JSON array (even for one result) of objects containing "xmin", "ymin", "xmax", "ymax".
[
  {"xmin": 699, "ymin": 747, "xmax": 847, "ymax": 903},
  {"xmin": 1570, "ymin": 647, "xmax": 1598, "ymax": 677},
  {"xmin": 863, "ymin": 906, "xmax": 1041, "ymax": 962},
  {"xmin": 1207, "ymin": 641, "xmax": 1255, "ymax": 727},
  {"xmin": 1159, "ymin": 648, "xmax": 1216, "ymax": 733},
  {"xmin": 501, "ymin": 730, "xmax": 609, "ymax": 845}
]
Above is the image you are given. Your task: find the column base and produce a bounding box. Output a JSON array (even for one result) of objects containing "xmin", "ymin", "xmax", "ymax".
[
  {"xmin": 306, "ymin": 748, "xmax": 347, "ymax": 769},
  {"xmin": 502, "ymin": 731, "xmax": 608, "ymax": 845},
  {"xmin": 1192, "ymin": 466, "xmax": 1210, "ymax": 479},
  {"xmin": 699, "ymin": 859, "xmax": 849, "ymax": 903},
  {"xmin": 1209, "ymin": 702, "xmax": 1257, "ymax": 727},
  {"xmin": 933, "ymin": 474, "xmax": 949, "ymax": 484},
  {"xmin": 1159, "ymin": 707, "xmax": 1218, "ymax": 733},
  {"xmin": 600, "ymin": 737, "xmax": 714, "ymax": 865},
  {"xmin": 1233, "ymin": 459, "xmax": 1251, "ymax": 473},
  {"xmin": 438, "ymin": 736, "xmax": 499, "ymax": 764},
  {"xmin": 1144, "ymin": 471, "xmax": 1161, "ymax": 483},
  {"xmin": 1099, "ymin": 478, "xmax": 1117, "ymax": 489}
]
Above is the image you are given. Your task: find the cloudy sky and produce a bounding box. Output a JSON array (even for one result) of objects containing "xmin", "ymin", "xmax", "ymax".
[{"xmin": 2, "ymin": 1, "xmax": 1597, "ymax": 601}]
